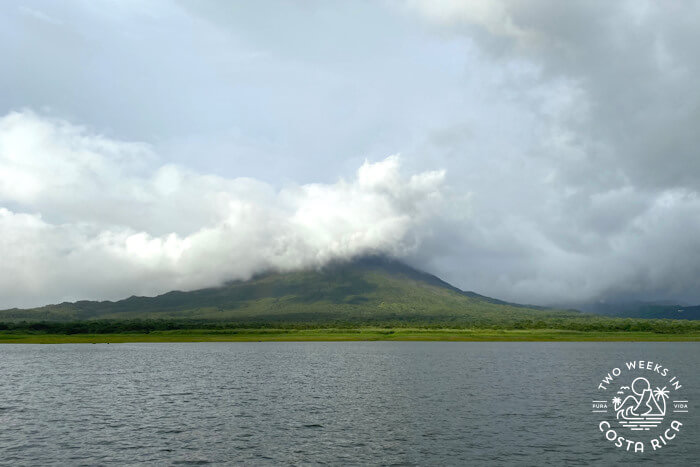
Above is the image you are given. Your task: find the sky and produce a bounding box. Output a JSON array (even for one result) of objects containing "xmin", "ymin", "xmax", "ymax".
[{"xmin": 1, "ymin": 0, "xmax": 700, "ymax": 308}]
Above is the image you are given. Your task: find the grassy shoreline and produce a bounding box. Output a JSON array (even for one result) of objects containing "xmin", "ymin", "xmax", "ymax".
[{"xmin": 1, "ymin": 328, "xmax": 699, "ymax": 343}]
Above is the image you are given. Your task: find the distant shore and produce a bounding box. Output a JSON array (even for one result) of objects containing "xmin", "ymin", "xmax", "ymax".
[{"xmin": 1, "ymin": 328, "xmax": 699, "ymax": 343}]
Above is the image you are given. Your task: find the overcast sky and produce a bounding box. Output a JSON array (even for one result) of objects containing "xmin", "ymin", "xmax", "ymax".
[{"xmin": 2, "ymin": 0, "xmax": 700, "ymax": 308}]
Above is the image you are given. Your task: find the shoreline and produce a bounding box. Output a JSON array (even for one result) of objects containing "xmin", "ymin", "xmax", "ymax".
[{"xmin": 1, "ymin": 328, "xmax": 699, "ymax": 343}]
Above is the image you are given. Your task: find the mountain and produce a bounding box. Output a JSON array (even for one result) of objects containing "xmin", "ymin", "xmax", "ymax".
[
  {"xmin": 0, "ymin": 257, "xmax": 580, "ymax": 324},
  {"xmin": 576, "ymin": 301, "xmax": 700, "ymax": 320}
]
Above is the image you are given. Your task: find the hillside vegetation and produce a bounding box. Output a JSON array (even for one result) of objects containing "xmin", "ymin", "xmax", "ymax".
[
  {"xmin": 579, "ymin": 302, "xmax": 700, "ymax": 320},
  {"xmin": 1, "ymin": 257, "xmax": 577, "ymax": 325},
  {"xmin": 2, "ymin": 257, "xmax": 698, "ymax": 338}
]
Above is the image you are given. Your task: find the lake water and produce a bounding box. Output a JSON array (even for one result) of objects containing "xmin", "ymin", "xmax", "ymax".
[{"xmin": 0, "ymin": 342, "xmax": 697, "ymax": 465}]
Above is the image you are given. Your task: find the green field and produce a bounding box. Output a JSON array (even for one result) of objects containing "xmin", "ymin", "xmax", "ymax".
[{"xmin": 1, "ymin": 328, "xmax": 699, "ymax": 343}]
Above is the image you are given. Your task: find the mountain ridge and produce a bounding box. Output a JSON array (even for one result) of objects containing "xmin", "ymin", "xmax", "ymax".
[
  {"xmin": 575, "ymin": 300, "xmax": 700, "ymax": 321},
  {"xmin": 0, "ymin": 256, "xmax": 578, "ymax": 324}
]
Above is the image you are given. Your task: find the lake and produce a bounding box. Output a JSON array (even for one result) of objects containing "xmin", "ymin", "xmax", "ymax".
[{"xmin": 0, "ymin": 342, "xmax": 697, "ymax": 465}]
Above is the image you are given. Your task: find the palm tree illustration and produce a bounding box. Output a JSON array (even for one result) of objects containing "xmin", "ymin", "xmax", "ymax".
[{"xmin": 653, "ymin": 386, "xmax": 670, "ymax": 415}]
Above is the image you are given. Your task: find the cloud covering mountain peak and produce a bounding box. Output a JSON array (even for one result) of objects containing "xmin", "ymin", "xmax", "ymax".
[{"xmin": 0, "ymin": 111, "xmax": 445, "ymax": 307}]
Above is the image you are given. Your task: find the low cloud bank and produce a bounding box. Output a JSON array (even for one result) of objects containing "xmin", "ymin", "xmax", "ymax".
[
  {"xmin": 3, "ymin": 107, "xmax": 700, "ymax": 309},
  {"xmin": 0, "ymin": 111, "xmax": 444, "ymax": 308}
]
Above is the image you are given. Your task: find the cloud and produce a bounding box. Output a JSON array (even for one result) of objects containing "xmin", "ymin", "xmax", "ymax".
[
  {"xmin": 408, "ymin": 0, "xmax": 700, "ymax": 191},
  {"xmin": 399, "ymin": 0, "xmax": 700, "ymax": 305},
  {"xmin": 3, "ymin": 2, "xmax": 700, "ymax": 308},
  {"xmin": 0, "ymin": 110, "xmax": 445, "ymax": 308},
  {"xmin": 2, "ymin": 108, "xmax": 700, "ymax": 309}
]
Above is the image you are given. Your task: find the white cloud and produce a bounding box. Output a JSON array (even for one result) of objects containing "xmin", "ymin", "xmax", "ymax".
[
  {"xmin": 0, "ymin": 111, "xmax": 445, "ymax": 308},
  {"xmin": 2, "ymin": 109, "xmax": 700, "ymax": 309},
  {"xmin": 407, "ymin": 0, "xmax": 536, "ymax": 46}
]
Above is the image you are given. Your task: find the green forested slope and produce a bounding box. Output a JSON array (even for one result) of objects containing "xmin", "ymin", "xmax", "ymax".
[{"xmin": 0, "ymin": 257, "xmax": 579, "ymax": 325}]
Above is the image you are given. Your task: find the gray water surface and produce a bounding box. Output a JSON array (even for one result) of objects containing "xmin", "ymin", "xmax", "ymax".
[{"xmin": 0, "ymin": 342, "xmax": 697, "ymax": 465}]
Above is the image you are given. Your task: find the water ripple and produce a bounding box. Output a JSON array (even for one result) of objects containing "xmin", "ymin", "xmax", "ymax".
[{"xmin": 0, "ymin": 342, "xmax": 697, "ymax": 465}]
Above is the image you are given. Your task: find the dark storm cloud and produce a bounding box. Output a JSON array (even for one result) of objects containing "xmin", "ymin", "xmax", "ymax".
[{"xmin": 405, "ymin": 0, "xmax": 700, "ymax": 304}]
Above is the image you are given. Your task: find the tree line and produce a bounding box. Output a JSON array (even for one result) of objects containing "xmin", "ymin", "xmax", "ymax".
[{"xmin": 0, "ymin": 317, "xmax": 699, "ymax": 334}]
